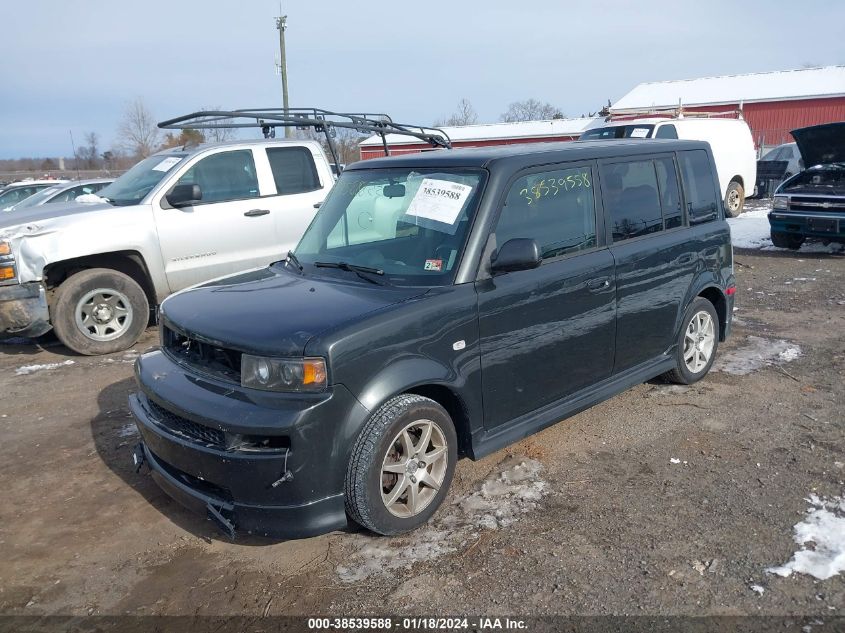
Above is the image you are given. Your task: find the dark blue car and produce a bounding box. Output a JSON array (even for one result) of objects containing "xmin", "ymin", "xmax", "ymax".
[{"xmin": 769, "ymin": 122, "xmax": 845, "ymax": 249}]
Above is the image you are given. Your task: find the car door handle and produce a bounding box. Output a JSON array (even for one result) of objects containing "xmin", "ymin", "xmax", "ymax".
[
  {"xmin": 586, "ymin": 277, "xmax": 611, "ymax": 291},
  {"xmin": 244, "ymin": 209, "xmax": 270, "ymax": 217}
]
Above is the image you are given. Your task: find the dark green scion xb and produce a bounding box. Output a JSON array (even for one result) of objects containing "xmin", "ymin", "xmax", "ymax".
[{"xmin": 129, "ymin": 139, "xmax": 735, "ymax": 539}]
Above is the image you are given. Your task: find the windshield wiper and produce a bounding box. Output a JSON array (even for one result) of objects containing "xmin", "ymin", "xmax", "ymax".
[
  {"xmin": 285, "ymin": 250, "xmax": 303, "ymax": 272},
  {"xmin": 313, "ymin": 261, "xmax": 389, "ymax": 285}
]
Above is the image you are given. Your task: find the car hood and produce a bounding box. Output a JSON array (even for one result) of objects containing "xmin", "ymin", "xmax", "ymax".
[
  {"xmin": 0, "ymin": 200, "xmax": 115, "ymax": 229},
  {"xmin": 160, "ymin": 266, "xmax": 430, "ymax": 357},
  {"xmin": 791, "ymin": 122, "xmax": 845, "ymax": 167}
]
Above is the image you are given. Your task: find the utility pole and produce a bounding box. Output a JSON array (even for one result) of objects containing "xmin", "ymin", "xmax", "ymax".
[{"xmin": 275, "ymin": 12, "xmax": 291, "ymax": 138}]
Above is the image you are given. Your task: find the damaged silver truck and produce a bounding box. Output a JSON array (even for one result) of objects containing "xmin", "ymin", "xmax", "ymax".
[{"xmin": 0, "ymin": 109, "xmax": 451, "ymax": 355}]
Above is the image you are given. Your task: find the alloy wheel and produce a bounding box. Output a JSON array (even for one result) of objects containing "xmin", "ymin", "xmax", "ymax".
[
  {"xmin": 683, "ymin": 310, "xmax": 715, "ymax": 373},
  {"xmin": 380, "ymin": 419, "xmax": 449, "ymax": 518}
]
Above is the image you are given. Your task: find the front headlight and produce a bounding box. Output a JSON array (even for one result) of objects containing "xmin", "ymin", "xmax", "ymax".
[
  {"xmin": 772, "ymin": 196, "xmax": 788, "ymax": 210},
  {"xmin": 241, "ymin": 355, "xmax": 328, "ymax": 392}
]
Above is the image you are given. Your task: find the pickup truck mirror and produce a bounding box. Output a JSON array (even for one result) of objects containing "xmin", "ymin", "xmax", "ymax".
[
  {"xmin": 491, "ymin": 238, "xmax": 542, "ymax": 274},
  {"xmin": 166, "ymin": 183, "xmax": 202, "ymax": 208}
]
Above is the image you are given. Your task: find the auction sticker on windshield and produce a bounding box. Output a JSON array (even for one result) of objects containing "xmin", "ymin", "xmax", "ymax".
[
  {"xmin": 629, "ymin": 127, "xmax": 650, "ymax": 138},
  {"xmin": 404, "ymin": 179, "xmax": 472, "ymax": 233},
  {"xmin": 152, "ymin": 157, "xmax": 183, "ymax": 172}
]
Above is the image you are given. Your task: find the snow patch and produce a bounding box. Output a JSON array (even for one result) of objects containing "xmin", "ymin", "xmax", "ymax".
[
  {"xmin": 336, "ymin": 457, "xmax": 547, "ymax": 582},
  {"xmin": 15, "ymin": 360, "xmax": 75, "ymax": 376},
  {"xmin": 712, "ymin": 336, "xmax": 801, "ymax": 375},
  {"xmin": 750, "ymin": 584, "xmax": 765, "ymax": 595},
  {"xmin": 766, "ymin": 494, "xmax": 845, "ymax": 581}
]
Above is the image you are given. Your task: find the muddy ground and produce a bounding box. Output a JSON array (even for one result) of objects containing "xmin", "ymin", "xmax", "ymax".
[{"xmin": 0, "ymin": 247, "xmax": 842, "ymax": 619}]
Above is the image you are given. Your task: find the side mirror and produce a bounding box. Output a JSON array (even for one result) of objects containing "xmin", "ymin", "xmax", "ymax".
[
  {"xmin": 491, "ymin": 238, "xmax": 542, "ymax": 274},
  {"xmin": 166, "ymin": 183, "xmax": 202, "ymax": 208}
]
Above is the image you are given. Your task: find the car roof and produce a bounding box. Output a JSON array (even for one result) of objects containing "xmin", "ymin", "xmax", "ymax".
[
  {"xmin": 152, "ymin": 137, "xmax": 323, "ymax": 157},
  {"xmin": 348, "ymin": 138, "xmax": 712, "ymax": 171}
]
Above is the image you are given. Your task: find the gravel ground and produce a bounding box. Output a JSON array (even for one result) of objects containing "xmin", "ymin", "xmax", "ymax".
[{"xmin": 0, "ymin": 245, "xmax": 843, "ymax": 620}]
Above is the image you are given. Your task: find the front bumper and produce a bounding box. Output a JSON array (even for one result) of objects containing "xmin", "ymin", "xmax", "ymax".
[
  {"xmin": 0, "ymin": 282, "xmax": 51, "ymax": 339},
  {"xmin": 768, "ymin": 211, "xmax": 845, "ymax": 241},
  {"xmin": 130, "ymin": 349, "xmax": 371, "ymax": 539}
]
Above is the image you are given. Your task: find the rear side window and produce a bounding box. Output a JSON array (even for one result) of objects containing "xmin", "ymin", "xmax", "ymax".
[
  {"xmin": 267, "ymin": 147, "xmax": 320, "ymax": 195},
  {"xmin": 678, "ymin": 150, "xmax": 719, "ymax": 224},
  {"xmin": 655, "ymin": 124, "xmax": 678, "ymax": 139},
  {"xmin": 496, "ymin": 166, "xmax": 596, "ymax": 259},
  {"xmin": 601, "ymin": 160, "xmax": 663, "ymax": 241}
]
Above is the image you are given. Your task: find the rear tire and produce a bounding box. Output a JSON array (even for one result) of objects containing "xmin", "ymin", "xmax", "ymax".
[
  {"xmin": 663, "ymin": 297, "xmax": 720, "ymax": 385},
  {"xmin": 770, "ymin": 230, "xmax": 804, "ymax": 251},
  {"xmin": 52, "ymin": 268, "xmax": 149, "ymax": 356},
  {"xmin": 724, "ymin": 181, "xmax": 744, "ymax": 217},
  {"xmin": 345, "ymin": 394, "xmax": 457, "ymax": 536}
]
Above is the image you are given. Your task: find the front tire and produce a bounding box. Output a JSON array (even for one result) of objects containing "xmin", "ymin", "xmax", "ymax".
[
  {"xmin": 663, "ymin": 297, "xmax": 720, "ymax": 385},
  {"xmin": 771, "ymin": 230, "xmax": 804, "ymax": 250},
  {"xmin": 724, "ymin": 181, "xmax": 744, "ymax": 217},
  {"xmin": 52, "ymin": 268, "xmax": 149, "ymax": 355},
  {"xmin": 345, "ymin": 394, "xmax": 457, "ymax": 535}
]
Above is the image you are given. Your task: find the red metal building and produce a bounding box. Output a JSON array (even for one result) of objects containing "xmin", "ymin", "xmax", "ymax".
[
  {"xmin": 609, "ymin": 66, "xmax": 845, "ymax": 150},
  {"xmin": 359, "ymin": 117, "xmax": 602, "ymax": 160}
]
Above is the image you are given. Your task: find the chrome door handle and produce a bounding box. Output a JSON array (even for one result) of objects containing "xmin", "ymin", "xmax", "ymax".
[
  {"xmin": 244, "ymin": 209, "xmax": 270, "ymax": 217},
  {"xmin": 586, "ymin": 277, "xmax": 611, "ymax": 291}
]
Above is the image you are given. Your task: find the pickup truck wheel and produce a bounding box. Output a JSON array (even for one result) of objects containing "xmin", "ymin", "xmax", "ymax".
[
  {"xmin": 771, "ymin": 230, "xmax": 804, "ymax": 250},
  {"xmin": 724, "ymin": 181, "xmax": 744, "ymax": 217},
  {"xmin": 663, "ymin": 297, "xmax": 720, "ymax": 385},
  {"xmin": 52, "ymin": 268, "xmax": 149, "ymax": 356},
  {"xmin": 345, "ymin": 394, "xmax": 457, "ymax": 535}
]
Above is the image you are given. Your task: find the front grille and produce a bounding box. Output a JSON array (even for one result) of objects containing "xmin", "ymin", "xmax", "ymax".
[
  {"xmin": 162, "ymin": 326, "xmax": 242, "ymax": 382},
  {"xmin": 789, "ymin": 196, "xmax": 845, "ymax": 213},
  {"xmin": 147, "ymin": 399, "xmax": 226, "ymax": 449}
]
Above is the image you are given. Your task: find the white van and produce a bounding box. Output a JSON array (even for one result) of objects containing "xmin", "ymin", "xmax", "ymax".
[{"xmin": 581, "ymin": 118, "xmax": 757, "ymax": 216}]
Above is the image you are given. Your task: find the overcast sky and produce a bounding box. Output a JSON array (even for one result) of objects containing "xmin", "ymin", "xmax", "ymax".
[{"xmin": 1, "ymin": 0, "xmax": 843, "ymax": 159}]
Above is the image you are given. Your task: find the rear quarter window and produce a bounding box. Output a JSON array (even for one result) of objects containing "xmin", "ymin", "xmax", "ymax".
[{"xmin": 678, "ymin": 150, "xmax": 719, "ymax": 224}]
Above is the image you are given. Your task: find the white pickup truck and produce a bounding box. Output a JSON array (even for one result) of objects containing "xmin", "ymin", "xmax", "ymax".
[
  {"xmin": 0, "ymin": 108, "xmax": 452, "ymax": 355},
  {"xmin": 0, "ymin": 138, "xmax": 335, "ymax": 354}
]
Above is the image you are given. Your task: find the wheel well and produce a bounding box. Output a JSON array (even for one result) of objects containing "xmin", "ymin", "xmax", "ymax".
[
  {"xmin": 729, "ymin": 176, "xmax": 744, "ymax": 189},
  {"xmin": 43, "ymin": 251, "xmax": 157, "ymax": 320},
  {"xmin": 698, "ymin": 286, "xmax": 727, "ymax": 341},
  {"xmin": 406, "ymin": 384, "xmax": 473, "ymax": 457}
]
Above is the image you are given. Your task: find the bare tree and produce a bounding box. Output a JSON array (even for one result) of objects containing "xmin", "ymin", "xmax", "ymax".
[
  {"xmin": 434, "ymin": 98, "xmax": 478, "ymax": 127},
  {"xmin": 200, "ymin": 106, "xmax": 237, "ymax": 143},
  {"xmin": 117, "ymin": 97, "xmax": 161, "ymax": 158},
  {"xmin": 500, "ymin": 99, "xmax": 564, "ymax": 122},
  {"xmin": 75, "ymin": 132, "xmax": 100, "ymax": 169}
]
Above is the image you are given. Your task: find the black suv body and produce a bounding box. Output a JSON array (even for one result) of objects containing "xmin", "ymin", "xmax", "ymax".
[{"xmin": 130, "ymin": 139, "xmax": 735, "ymax": 539}]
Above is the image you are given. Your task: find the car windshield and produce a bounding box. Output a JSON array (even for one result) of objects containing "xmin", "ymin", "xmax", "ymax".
[
  {"xmin": 97, "ymin": 154, "xmax": 187, "ymax": 206},
  {"xmin": 8, "ymin": 185, "xmax": 64, "ymax": 210},
  {"xmin": 295, "ymin": 167, "xmax": 486, "ymax": 286},
  {"xmin": 580, "ymin": 125, "xmax": 655, "ymax": 140}
]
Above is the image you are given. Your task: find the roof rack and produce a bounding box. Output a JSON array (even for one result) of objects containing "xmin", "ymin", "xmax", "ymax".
[
  {"xmin": 608, "ymin": 101, "xmax": 744, "ymax": 122},
  {"xmin": 158, "ymin": 108, "xmax": 452, "ymax": 169}
]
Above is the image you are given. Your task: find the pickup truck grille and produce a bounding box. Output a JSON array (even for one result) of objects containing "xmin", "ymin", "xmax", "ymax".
[
  {"xmin": 162, "ymin": 325, "xmax": 241, "ymax": 382},
  {"xmin": 789, "ymin": 196, "xmax": 845, "ymax": 213}
]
